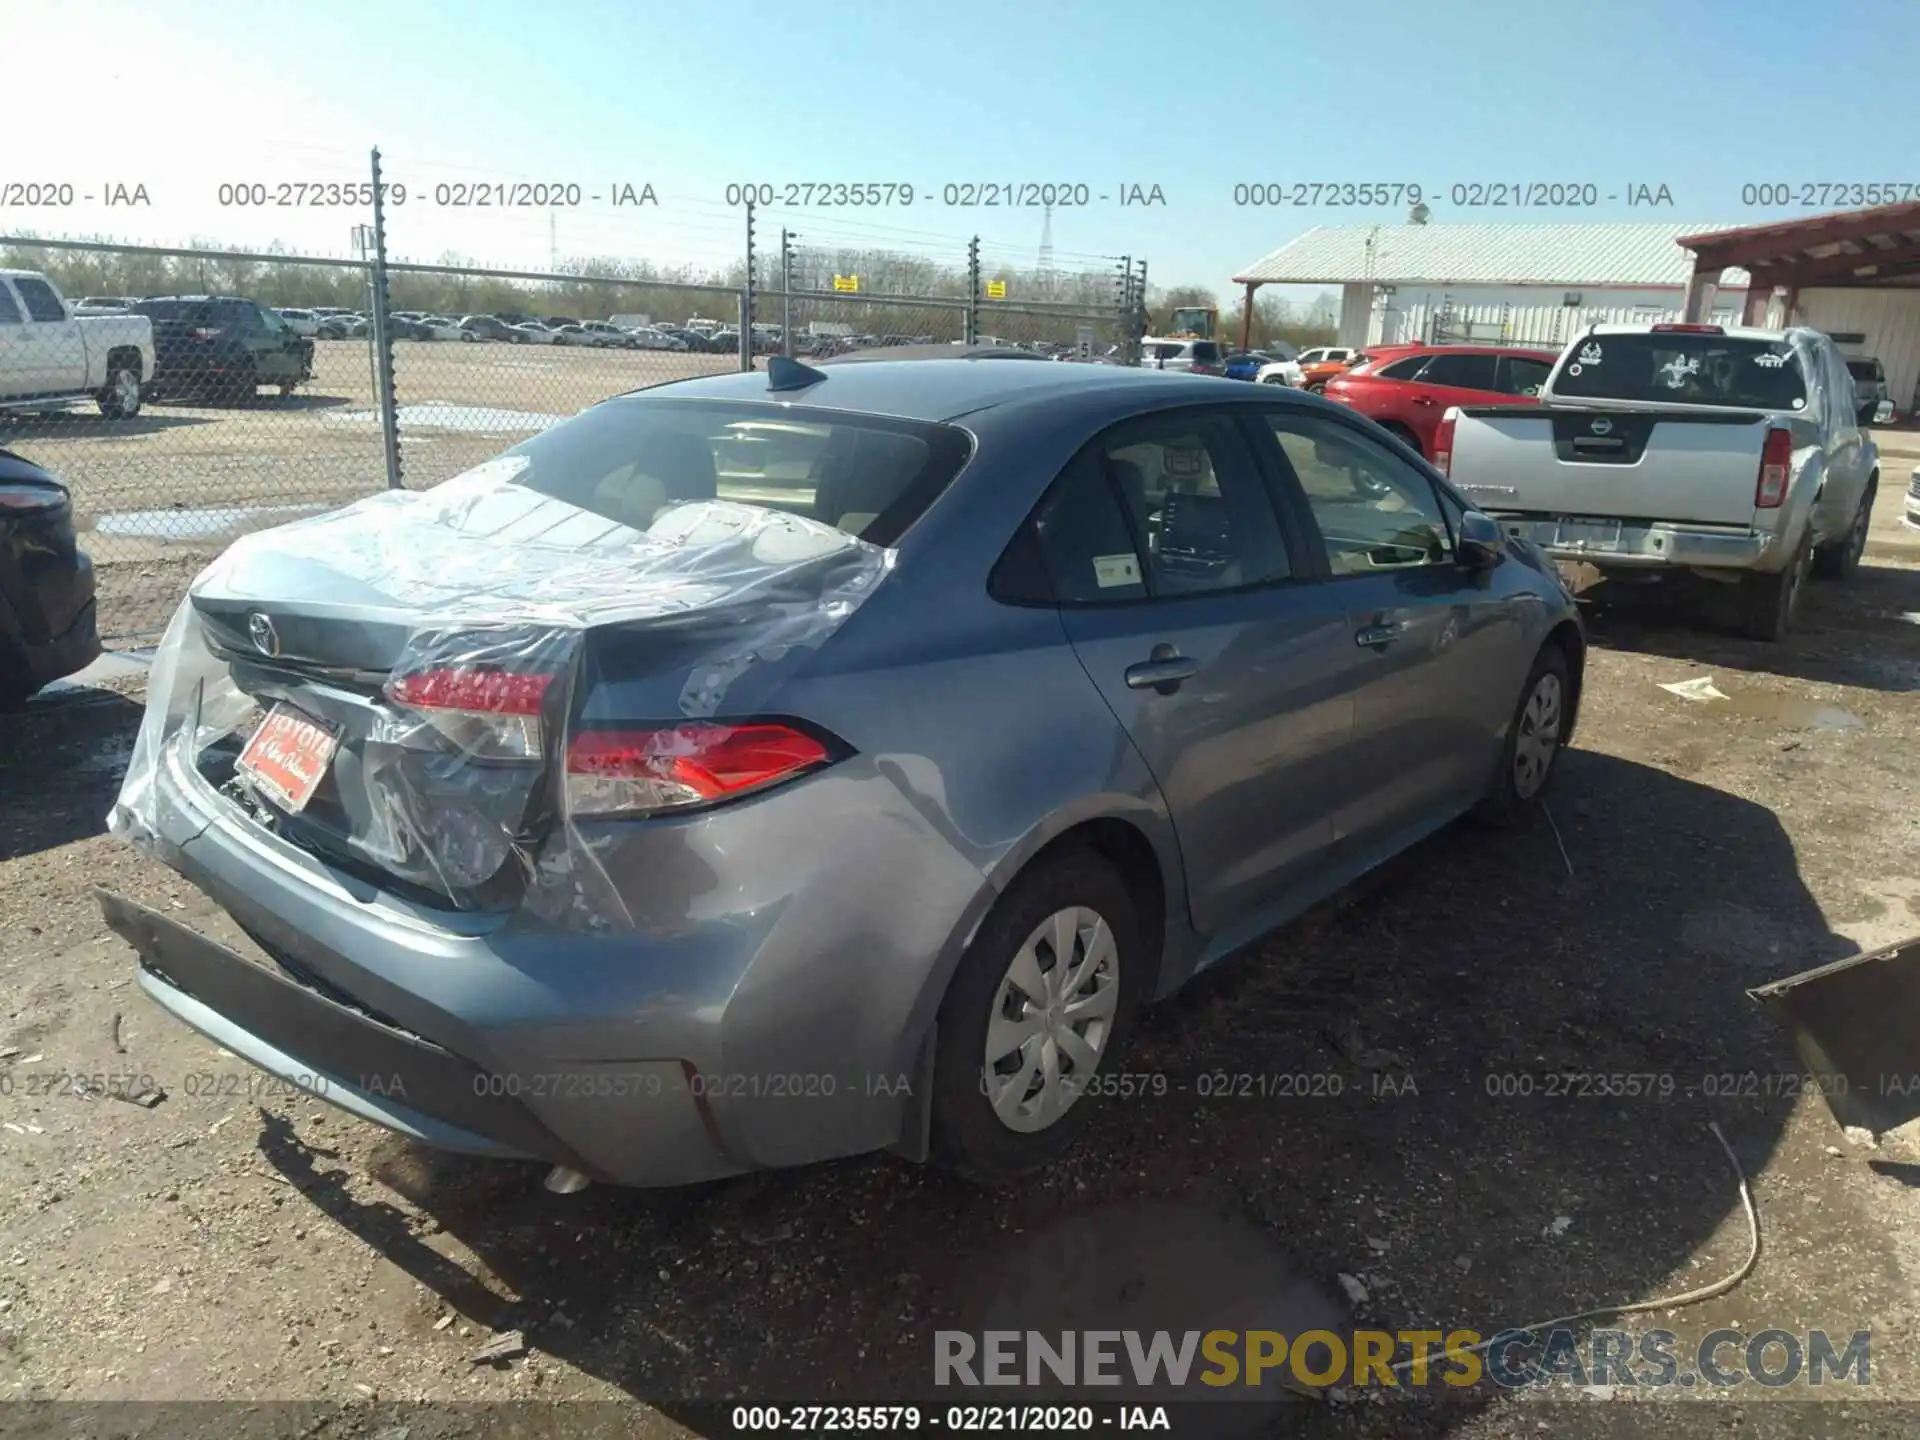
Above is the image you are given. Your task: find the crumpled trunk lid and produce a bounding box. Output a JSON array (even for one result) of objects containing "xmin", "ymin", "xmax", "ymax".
[{"xmin": 115, "ymin": 469, "xmax": 890, "ymax": 917}]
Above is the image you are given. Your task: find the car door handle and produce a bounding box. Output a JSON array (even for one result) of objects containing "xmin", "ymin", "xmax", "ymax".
[
  {"xmin": 1411, "ymin": 396, "xmax": 1436, "ymax": 406},
  {"xmin": 1125, "ymin": 654, "xmax": 1198, "ymax": 693},
  {"xmin": 1355, "ymin": 620, "xmax": 1406, "ymax": 647}
]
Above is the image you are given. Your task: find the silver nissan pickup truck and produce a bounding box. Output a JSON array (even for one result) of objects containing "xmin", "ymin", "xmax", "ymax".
[{"xmin": 1434, "ymin": 323, "xmax": 1889, "ymax": 640}]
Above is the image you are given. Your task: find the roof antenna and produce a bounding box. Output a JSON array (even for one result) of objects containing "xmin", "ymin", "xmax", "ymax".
[{"xmin": 767, "ymin": 355, "xmax": 827, "ymax": 392}]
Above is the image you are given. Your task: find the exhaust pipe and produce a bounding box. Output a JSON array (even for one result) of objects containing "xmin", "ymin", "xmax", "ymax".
[{"xmin": 543, "ymin": 1165, "xmax": 591, "ymax": 1195}]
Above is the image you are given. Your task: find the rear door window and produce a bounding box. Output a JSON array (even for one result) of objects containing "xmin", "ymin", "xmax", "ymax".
[
  {"xmin": 13, "ymin": 277, "xmax": 68, "ymax": 321},
  {"xmin": 0, "ymin": 285, "xmax": 22, "ymax": 325},
  {"xmin": 1552, "ymin": 332, "xmax": 1808, "ymax": 410},
  {"xmin": 1376, "ymin": 355, "xmax": 1430, "ymax": 380}
]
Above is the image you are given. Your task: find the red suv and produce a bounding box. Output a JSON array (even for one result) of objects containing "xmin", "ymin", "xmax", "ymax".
[{"xmin": 1323, "ymin": 344, "xmax": 1559, "ymax": 459}]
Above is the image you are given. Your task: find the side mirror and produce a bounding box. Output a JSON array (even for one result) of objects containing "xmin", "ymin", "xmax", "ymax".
[{"xmin": 1457, "ymin": 510, "xmax": 1505, "ymax": 570}]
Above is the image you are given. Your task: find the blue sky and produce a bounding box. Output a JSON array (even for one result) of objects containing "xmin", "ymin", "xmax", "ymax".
[{"xmin": 15, "ymin": 0, "xmax": 1914, "ymax": 301}]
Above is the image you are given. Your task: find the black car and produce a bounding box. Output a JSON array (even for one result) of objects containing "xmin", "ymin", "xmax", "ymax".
[
  {"xmin": 459, "ymin": 315, "xmax": 521, "ymax": 343},
  {"xmin": 0, "ymin": 449, "xmax": 99, "ymax": 705},
  {"xmin": 541, "ymin": 316, "xmax": 579, "ymax": 331},
  {"xmin": 133, "ymin": 296, "xmax": 316, "ymax": 404},
  {"xmin": 384, "ymin": 316, "xmax": 433, "ymax": 341}
]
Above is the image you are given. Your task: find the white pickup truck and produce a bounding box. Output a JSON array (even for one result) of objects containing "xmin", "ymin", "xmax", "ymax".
[
  {"xmin": 1436, "ymin": 322, "xmax": 1886, "ymax": 640},
  {"xmin": 0, "ymin": 269, "xmax": 154, "ymax": 419}
]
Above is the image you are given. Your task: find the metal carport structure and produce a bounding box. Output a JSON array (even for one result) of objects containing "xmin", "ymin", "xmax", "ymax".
[{"xmin": 1679, "ymin": 203, "xmax": 1920, "ymax": 414}]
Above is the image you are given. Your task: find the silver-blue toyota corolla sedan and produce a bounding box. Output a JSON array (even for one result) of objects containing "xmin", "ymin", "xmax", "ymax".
[{"xmin": 101, "ymin": 355, "xmax": 1583, "ymax": 1188}]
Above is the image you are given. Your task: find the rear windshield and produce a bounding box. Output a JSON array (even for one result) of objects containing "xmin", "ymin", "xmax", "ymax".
[
  {"xmin": 486, "ymin": 398, "xmax": 973, "ymax": 546},
  {"xmin": 1552, "ymin": 333, "xmax": 1807, "ymax": 410},
  {"xmin": 1190, "ymin": 342, "xmax": 1222, "ymax": 363},
  {"xmin": 1846, "ymin": 359, "xmax": 1882, "ymax": 382}
]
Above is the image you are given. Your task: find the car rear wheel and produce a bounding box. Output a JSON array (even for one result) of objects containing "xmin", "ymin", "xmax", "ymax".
[
  {"xmin": 1379, "ymin": 421, "xmax": 1422, "ymax": 456},
  {"xmin": 1813, "ymin": 476, "xmax": 1876, "ymax": 581},
  {"xmin": 1737, "ymin": 528, "xmax": 1812, "ymax": 641},
  {"xmin": 97, "ymin": 365, "xmax": 142, "ymax": 419},
  {"xmin": 1477, "ymin": 642, "xmax": 1572, "ymax": 826},
  {"xmin": 929, "ymin": 847, "xmax": 1142, "ymax": 1183}
]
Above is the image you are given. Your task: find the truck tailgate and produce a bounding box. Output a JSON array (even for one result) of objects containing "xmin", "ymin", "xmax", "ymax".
[{"xmin": 1451, "ymin": 408, "xmax": 1769, "ymax": 527}]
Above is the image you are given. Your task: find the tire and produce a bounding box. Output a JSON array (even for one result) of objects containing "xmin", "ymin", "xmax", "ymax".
[
  {"xmin": 928, "ymin": 847, "xmax": 1144, "ymax": 1184},
  {"xmin": 1736, "ymin": 527, "xmax": 1813, "ymax": 641},
  {"xmin": 1476, "ymin": 642, "xmax": 1573, "ymax": 827},
  {"xmin": 0, "ymin": 637, "xmax": 33, "ymax": 712},
  {"xmin": 97, "ymin": 364, "xmax": 142, "ymax": 419},
  {"xmin": 1812, "ymin": 476, "xmax": 1875, "ymax": 581},
  {"xmin": 1306, "ymin": 382, "xmax": 1327, "ymax": 395},
  {"xmin": 224, "ymin": 361, "xmax": 257, "ymax": 407},
  {"xmin": 277, "ymin": 380, "xmax": 296, "ymax": 397},
  {"xmin": 1380, "ymin": 422, "xmax": 1423, "ymax": 457}
]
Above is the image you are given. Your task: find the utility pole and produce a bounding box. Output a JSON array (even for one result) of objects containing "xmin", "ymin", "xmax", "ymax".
[
  {"xmin": 780, "ymin": 228, "xmax": 796, "ymax": 357},
  {"xmin": 966, "ymin": 235, "xmax": 981, "ymax": 346},
  {"xmin": 739, "ymin": 200, "xmax": 756, "ymax": 372},
  {"xmin": 367, "ymin": 149, "xmax": 402, "ymax": 490}
]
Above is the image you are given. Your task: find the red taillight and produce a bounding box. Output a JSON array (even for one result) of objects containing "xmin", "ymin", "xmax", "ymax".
[
  {"xmin": 387, "ymin": 667, "xmax": 554, "ymax": 715},
  {"xmin": 385, "ymin": 667, "xmax": 556, "ymax": 760},
  {"xmin": 565, "ymin": 722, "xmax": 831, "ymax": 817},
  {"xmin": 1651, "ymin": 324, "xmax": 1722, "ymax": 334},
  {"xmin": 1756, "ymin": 427, "xmax": 1793, "ymax": 508},
  {"xmin": 0, "ymin": 484, "xmax": 62, "ymax": 512},
  {"xmin": 1432, "ymin": 408, "xmax": 1459, "ymax": 475}
]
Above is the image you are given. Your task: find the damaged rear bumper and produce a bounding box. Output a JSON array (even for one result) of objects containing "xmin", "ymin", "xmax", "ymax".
[{"xmin": 104, "ymin": 891, "xmax": 565, "ymax": 1161}]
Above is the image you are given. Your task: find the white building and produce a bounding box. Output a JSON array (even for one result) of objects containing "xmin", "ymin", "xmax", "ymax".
[{"xmin": 1233, "ymin": 214, "xmax": 1920, "ymax": 412}]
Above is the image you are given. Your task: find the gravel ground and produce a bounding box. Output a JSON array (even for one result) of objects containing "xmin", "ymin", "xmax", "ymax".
[
  {"xmin": 0, "ymin": 340, "xmax": 745, "ymax": 642},
  {"xmin": 1, "ymin": 458, "xmax": 1918, "ymax": 1436}
]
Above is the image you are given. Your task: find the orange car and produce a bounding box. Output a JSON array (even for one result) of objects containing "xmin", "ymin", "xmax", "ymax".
[{"xmin": 1294, "ymin": 345, "xmax": 1371, "ymax": 391}]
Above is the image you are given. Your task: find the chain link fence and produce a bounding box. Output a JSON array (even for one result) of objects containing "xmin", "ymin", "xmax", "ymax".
[{"xmin": 2, "ymin": 211, "xmax": 1143, "ymax": 646}]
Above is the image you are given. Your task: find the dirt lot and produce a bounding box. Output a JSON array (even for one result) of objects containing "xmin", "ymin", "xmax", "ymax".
[
  {"xmin": 0, "ymin": 340, "xmax": 742, "ymax": 642},
  {"xmin": 0, "ymin": 450, "xmax": 1919, "ymax": 1437}
]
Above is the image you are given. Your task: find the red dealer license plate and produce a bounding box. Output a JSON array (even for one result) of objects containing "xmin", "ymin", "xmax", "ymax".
[{"xmin": 236, "ymin": 703, "xmax": 340, "ymax": 814}]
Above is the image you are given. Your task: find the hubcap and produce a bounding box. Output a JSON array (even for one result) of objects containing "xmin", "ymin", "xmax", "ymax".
[
  {"xmin": 983, "ymin": 906, "xmax": 1118, "ymax": 1133},
  {"xmin": 1513, "ymin": 672, "xmax": 1563, "ymax": 799}
]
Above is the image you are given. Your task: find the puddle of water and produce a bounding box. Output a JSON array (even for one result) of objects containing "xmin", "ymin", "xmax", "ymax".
[
  {"xmin": 1721, "ymin": 692, "xmax": 1865, "ymax": 730},
  {"xmin": 323, "ymin": 403, "xmax": 570, "ymax": 433},
  {"xmin": 92, "ymin": 503, "xmax": 325, "ymax": 540}
]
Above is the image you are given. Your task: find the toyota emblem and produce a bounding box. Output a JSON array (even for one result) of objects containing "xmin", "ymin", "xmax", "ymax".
[
  {"xmin": 248, "ymin": 612, "xmax": 281, "ymax": 657},
  {"xmin": 1590, "ymin": 417, "xmax": 1613, "ymax": 435}
]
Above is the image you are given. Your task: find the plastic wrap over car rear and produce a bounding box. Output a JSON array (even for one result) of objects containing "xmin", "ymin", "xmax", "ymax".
[{"xmin": 109, "ymin": 456, "xmax": 894, "ymax": 929}]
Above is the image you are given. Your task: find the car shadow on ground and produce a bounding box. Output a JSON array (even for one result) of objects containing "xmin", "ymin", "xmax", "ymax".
[
  {"xmin": 1581, "ymin": 562, "xmax": 1920, "ymax": 694},
  {"xmin": 253, "ymin": 749, "xmax": 1838, "ymax": 1435},
  {"xmin": 0, "ymin": 412, "xmax": 215, "ymax": 439},
  {"xmin": 0, "ymin": 691, "xmax": 142, "ymax": 861}
]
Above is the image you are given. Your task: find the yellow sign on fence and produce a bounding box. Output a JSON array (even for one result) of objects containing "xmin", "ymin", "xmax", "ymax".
[
  {"xmin": 832, "ymin": 274, "xmax": 859, "ymax": 293},
  {"xmin": 985, "ymin": 279, "xmax": 1007, "ymax": 299}
]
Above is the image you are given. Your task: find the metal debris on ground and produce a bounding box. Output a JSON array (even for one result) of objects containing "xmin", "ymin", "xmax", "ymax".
[
  {"xmin": 433, "ymin": 1314, "xmax": 454, "ymax": 1331},
  {"xmin": 466, "ymin": 1330, "xmax": 526, "ymax": 1364},
  {"xmin": 1542, "ymin": 802, "xmax": 1576, "ymax": 878},
  {"xmin": 112, "ymin": 1079, "xmax": 166, "ymax": 1109},
  {"xmin": 1660, "ymin": 676, "xmax": 1729, "ymax": 702},
  {"xmin": 1326, "ymin": 1018, "xmax": 1410, "ymax": 1073}
]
